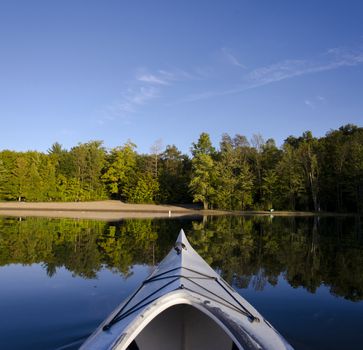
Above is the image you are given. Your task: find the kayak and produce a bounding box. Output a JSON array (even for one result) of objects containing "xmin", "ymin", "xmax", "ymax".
[{"xmin": 81, "ymin": 229, "xmax": 294, "ymax": 350}]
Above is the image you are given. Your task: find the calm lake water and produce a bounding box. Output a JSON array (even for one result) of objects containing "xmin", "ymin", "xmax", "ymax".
[{"xmin": 0, "ymin": 215, "xmax": 363, "ymax": 349}]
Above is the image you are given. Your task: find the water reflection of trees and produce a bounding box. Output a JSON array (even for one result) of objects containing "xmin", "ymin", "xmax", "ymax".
[
  {"xmin": 190, "ymin": 215, "xmax": 363, "ymax": 301},
  {"xmin": 0, "ymin": 215, "xmax": 362, "ymax": 301}
]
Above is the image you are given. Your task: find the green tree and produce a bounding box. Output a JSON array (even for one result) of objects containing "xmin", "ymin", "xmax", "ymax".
[
  {"xmin": 12, "ymin": 156, "xmax": 29, "ymax": 201},
  {"xmin": 260, "ymin": 139, "xmax": 281, "ymax": 210},
  {"xmin": 250, "ymin": 134, "xmax": 265, "ymax": 205},
  {"xmin": 48, "ymin": 143, "xmax": 74, "ymax": 179},
  {"xmin": 189, "ymin": 133, "xmax": 216, "ymax": 209},
  {"xmin": 214, "ymin": 133, "xmax": 254, "ymax": 210},
  {"xmin": 124, "ymin": 173, "xmax": 159, "ymax": 203},
  {"xmin": 102, "ymin": 141, "xmax": 137, "ymax": 201},
  {"xmin": 261, "ymin": 169, "xmax": 278, "ymax": 209},
  {"xmin": 215, "ymin": 161, "xmax": 237, "ymax": 210},
  {"xmin": 297, "ymin": 132, "xmax": 320, "ymax": 211},
  {"xmin": 25, "ymin": 153, "xmax": 43, "ymax": 201},
  {"xmin": 341, "ymin": 128, "xmax": 363, "ymax": 213},
  {"xmin": 158, "ymin": 145, "xmax": 191, "ymax": 203},
  {"xmin": 68, "ymin": 141, "xmax": 106, "ymax": 199},
  {"xmin": 191, "ymin": 132, "xmax": 216, "ymax": 157},
  {"xmin": 235, "ymin": 161, "xmax": 254, "ymax": 210},
  {"xmin": 0, "ymin": 159, "xmax": 9, "ymax": 200},
  {"xmin": 277, "ymin": 144, "xmax": 305, "ymax": 210},
  {"xmin": 40, "ymin": 157, "xmax": 58, "ymax": 201},
  {"xmin": 319, "ymin": 125, "xmax": 363, "ymax": 212},
  {"xmin": 261, "ymin": 139, "xmax": 282, "ymax": 171},
  {"xmin": 214, "ymin": 134, "xmax": 238, "ymax": 210}
]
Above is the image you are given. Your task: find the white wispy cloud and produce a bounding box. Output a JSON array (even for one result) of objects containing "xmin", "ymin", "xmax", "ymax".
[
  {"xmin": 137, "ymin": 74, "xmax": 169, "ymax": 85},
  {"xmin": 101, "ymin": 44, "xmax": 363, "ymax": 114},
  {"xmin": 100, "ymin": 67, "xmax": 196, "ymax": 122},
  {"xmin": 221, "ymin": 48, "xmax": 246, "ymax": 69},
  {"xmin": 137, "ymin": 68, "xmax": 197, "ymax": 86},
  {"xmin": 184, "ymin": 45, "xmax": 363, "ymax": 102},
  {"xmin": 128, "ymin": 86, "xmax": 159, "ymax": 105},
  {"xmin": 247, "ymin": 48, "xmax": 363, "ymax": 88},
  {"xmin": 108, "ymin": 86, "xmax": 159, "ymax": 115},
  {"xmin": 247, "ymin": 59, "xmax": 307, "ymax": 87}
]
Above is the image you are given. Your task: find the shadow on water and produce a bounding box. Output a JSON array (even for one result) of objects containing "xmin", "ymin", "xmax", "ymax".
[{"xmin": 0, "ymin": 215, "xmax": 362, "ymax": 301}]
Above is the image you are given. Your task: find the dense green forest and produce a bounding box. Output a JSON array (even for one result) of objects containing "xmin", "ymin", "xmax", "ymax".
[{"xmin": 0, "ymin": 124, "xmax": 362, "ymax": 213}]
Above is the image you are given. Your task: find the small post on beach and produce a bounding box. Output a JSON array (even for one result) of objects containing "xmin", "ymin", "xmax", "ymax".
[{"xmin": 168, "ymin": 210, "xmax": 171, "ymax": 217}]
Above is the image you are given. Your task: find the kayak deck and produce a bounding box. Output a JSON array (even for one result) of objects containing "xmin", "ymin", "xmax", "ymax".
[{"xmin": 81, "ymin": 230, "xmax": 293, "ymax": 350}]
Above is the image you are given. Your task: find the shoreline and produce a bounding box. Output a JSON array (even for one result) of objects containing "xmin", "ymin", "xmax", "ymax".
[
  {"xmin": 0, "ymin": 200, "xmax": 205, "ymax": 220},
  {"xmin": 0, "ymin": 200, "xmax": 355, "ymax": 220}
]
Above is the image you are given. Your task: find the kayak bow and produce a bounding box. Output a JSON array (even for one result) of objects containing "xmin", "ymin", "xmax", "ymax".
[{"xmin": 81, "ymin": 229, "xmax": 293, "ymax": 350}]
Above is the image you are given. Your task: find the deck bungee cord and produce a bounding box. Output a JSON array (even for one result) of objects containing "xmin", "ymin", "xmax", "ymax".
[{"xmin": 103, "ymin": 265, "xmax": 258, "ymax": 331}]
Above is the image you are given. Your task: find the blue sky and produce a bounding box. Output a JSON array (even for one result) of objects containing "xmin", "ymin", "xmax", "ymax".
[{"xmin": 1, "ymin": 0, "xmax": 362, "ymax": 154}]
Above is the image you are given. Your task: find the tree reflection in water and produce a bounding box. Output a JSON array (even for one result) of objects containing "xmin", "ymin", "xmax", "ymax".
[{"xmin": 0, "ymin": 215, "xmax": 362, "ymax": 301}]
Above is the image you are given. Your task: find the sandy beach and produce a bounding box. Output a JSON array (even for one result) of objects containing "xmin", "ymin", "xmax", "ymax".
[
  {"xmin": 0, "ymin": 200, "xmax": 339, "ymax": 220},
  {"xmin": 0, "ymin": 200, "xmax": 208, "ymax": 220}
]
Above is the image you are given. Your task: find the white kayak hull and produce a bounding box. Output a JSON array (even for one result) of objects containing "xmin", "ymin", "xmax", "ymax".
[{"xmin": 81, "ymin": 230, "xmax": 293, "ymax": 350}]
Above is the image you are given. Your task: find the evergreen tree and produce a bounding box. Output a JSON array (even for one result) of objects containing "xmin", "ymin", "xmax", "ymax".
[
  {"xmin": 158, "ymin": 145, "xmax": 191, "ymax": 203},
  {"xmin": 235, "ymin": 161, "xmax": 254, "ymax": 210},
  {"xmin": 189, "ymin": 133, "xmax": 216, "ymax": 209}
]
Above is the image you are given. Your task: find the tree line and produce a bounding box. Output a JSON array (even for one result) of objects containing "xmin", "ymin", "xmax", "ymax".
[{"xmin": 0, "ymin": 124, "xmax": 362, "ymax": 213}]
